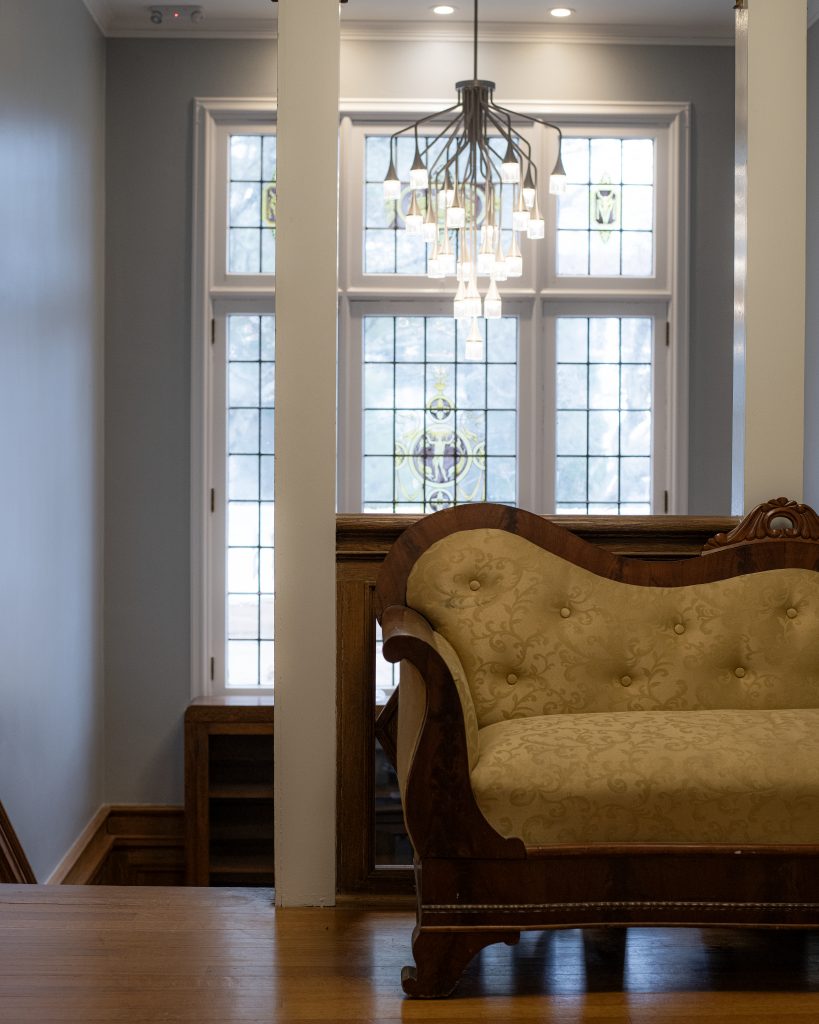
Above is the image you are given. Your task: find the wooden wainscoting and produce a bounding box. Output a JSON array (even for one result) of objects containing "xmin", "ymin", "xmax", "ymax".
[
  {"xmin": 335, "ymin": 512, "xmax": 738, "ymax": 895},
  {"xmin": 52, "ymin": 806, "xmax": 185, "ymax": 886}
]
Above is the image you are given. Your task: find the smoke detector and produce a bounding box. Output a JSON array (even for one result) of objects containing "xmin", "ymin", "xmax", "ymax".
[{"xmin": 149, "ymin": 6, "xmax": 205, "ymax": 25}]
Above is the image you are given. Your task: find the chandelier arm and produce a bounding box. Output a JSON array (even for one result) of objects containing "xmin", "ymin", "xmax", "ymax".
[
  {"xmin": 478, "ymin": 105, "xmax": 495, "ymax": 181},
  {"xmin": 388, "ymin": 102, "xmax": 462, "ymax": 147},
  {"xmin": 483, "ymin": 107, "xmax": 528, "ymax": 166},
  {"xmin": 476, "ymin": 128, "xmax": 495, "ymax": 185},
  {"xmin": 422, "ymin": 110, "xmax": 468, "ymax": 172},
  {"xmin": 489, "ymin": 99, "xmax": 563, "ymax": 142},
  {"xmin": 438, "ymin": 129, "xmax": 470, "ymax": 184}
]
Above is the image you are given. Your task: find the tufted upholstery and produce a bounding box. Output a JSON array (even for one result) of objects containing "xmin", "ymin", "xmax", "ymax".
[{"xmin": 407, "ymin": 528, "xmax": 819, "ymax": 729}]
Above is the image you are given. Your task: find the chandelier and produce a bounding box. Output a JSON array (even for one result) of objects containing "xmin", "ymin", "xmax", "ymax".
[{"xmin": 383, "ymin": 0, "xmax": 566, "ymax": 356}]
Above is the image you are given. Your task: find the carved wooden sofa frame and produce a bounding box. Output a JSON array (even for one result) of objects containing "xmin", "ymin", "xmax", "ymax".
[{"xmin": 376, "ymin": 498, "xmax": 819, "ymax": 997}]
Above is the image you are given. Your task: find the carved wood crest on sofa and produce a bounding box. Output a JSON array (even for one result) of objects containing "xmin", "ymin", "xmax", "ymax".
[{"xmin": 376, "ymin": 498, "xmax": 819, "ymax": 997}]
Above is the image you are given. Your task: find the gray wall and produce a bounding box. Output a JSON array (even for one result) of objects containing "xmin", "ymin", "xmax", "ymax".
[
  {"xmin": 104, "ymin": 36, "xmax": 734, "ymax": 803},
  {"xmin": 806, "ymin": 23, "xmax": 819, "ymax": 507},
  {"xmin": 104, "ymin": 41, "xmax": 276, "ymax": 802},
  {"xmin": 0, "ymin": 0, "xmax": 105, "ymax": 879}
]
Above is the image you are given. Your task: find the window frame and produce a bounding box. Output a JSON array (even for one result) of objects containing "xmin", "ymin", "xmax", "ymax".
[
  {"xmin": 192, "ymin": 100, "xmax": 279, "ymax": 698},
  {"xmin": 191, "ymin": 98, "xmax": 690, "ymax": 699},
  {"xmin": 542, "ymin": 299, "xmax": 670, "ymax": 513}
]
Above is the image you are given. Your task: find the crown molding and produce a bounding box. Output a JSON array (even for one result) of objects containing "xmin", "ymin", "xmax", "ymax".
[
  {"xmin": 339, "ymin": 20, "xmax": 734, "ymax": 47},
  {"xmin": 82, "ymin": 9, "xmax": 734, "ymax": 45}
]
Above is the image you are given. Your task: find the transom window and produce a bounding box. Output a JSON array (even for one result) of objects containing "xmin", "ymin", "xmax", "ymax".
[
  {"xmin": 557, "ymin": 137, "xmax": 655, "ymax": 278},
  {"xmin": 228, "ymin": 134, "xmax": 276, "ymax": 274}
]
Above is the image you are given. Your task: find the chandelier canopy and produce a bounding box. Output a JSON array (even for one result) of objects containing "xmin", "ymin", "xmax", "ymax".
[{"xmin": 383, "ymin": 0, "xmax": 565, "ymax": 356}]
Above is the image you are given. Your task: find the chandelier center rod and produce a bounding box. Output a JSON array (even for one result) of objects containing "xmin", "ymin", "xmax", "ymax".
[{"xmin": 473, "ymin": 0, "xmax": 478, "ymax": 81}]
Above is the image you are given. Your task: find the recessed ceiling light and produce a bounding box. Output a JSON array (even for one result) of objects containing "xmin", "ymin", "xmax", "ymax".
[
  {"xmin": 432, "ymin": 4, "xmax": 457, "ymax": 14},
  {"xmin": 550, "ymin": 7, "xmax": 575, "ymax": 17}
]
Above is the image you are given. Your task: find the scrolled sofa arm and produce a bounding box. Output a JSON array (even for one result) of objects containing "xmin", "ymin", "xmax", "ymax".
[
  {"xmin": 381, "ymin": 605, "xmax": 479, "ymax": 774},
  {"xmin": 381, "ymin": 604, "xmax": 523, "ymax": 860}
]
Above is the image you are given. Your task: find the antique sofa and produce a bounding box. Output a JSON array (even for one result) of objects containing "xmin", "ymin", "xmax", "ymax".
[{"xmin": 376, "ymin": 498, "xmax": 819, "ymax": 997}]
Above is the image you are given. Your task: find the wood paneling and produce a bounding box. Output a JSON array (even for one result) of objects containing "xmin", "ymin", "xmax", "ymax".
[
  {"xmin": 1, "ymin": 885, "xmax": 819, "ymax": 1018},
  {"xmin": 335, "ymin": 512, "xmax": 738, "ymax": 895},
  {"xmin": 59, "ymin": 806, "xmax": 184, "ymax": 885},
  {"xmin": 185, "ymin": 698, "xmax": 275, "ymax": 887}
]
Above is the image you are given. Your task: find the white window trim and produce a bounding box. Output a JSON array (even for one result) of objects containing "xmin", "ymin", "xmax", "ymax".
[
  {"xmin": 191, "ymin": 99, "xmax": 278, "ymax": 698},
  {"xmin": 191, "ymin": 97, "xmax": 690, "ymax": 699}
]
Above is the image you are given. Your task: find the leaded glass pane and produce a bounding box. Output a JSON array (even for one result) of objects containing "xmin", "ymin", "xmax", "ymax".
[
  {"xmin": 362, "ymin": 315, "xmax": 518, "ymax": 511},
  {"xmin": 225, "ymin": 314, "xmax": 275, "ymax": 688},
  {"xmin": 229, "ymin": 503, "xmax": 259, "ymax": 547},
  {"xmin": 229, "ymin": 595, "xmax": 258, "ymax": 640},
  {"xmin": 229, "ymin": 316, "xmax": 260, "ymax": 360},
  {"xmin": 229, "ymin": 409, "xmax": 259, "ymax": 454},
  {"xmin": 228, "ymin": 641, "xmax": 259, "ymax": 686},
  {"xmin": 364, "ymin": 317, "xmax": 394, "ymax": 362},
  {"xmin": 556, "ymin": 135, "xmax": 654, "ymax": 278},
  {"xmin": 557, "ymin": 411, "xmax": 587, "ymax": 456},
  {"xmin": 228, "ymin": 133, "xmax": 276, "ymax": 275},
  {"xmin": 554, "ymin": 316, "xmax": 653, "ymax": 513}
]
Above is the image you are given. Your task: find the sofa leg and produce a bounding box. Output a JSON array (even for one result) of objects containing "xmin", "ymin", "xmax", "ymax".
[{"xmin": 402, "ymin": 928, "xmax": 520, "ymax": 998}]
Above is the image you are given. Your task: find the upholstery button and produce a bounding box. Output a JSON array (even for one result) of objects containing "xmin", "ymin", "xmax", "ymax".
[
  {"xmin": 734, "ymin": 666, "xmax": 746, "ymax": 679},
  {"xmin": 469, "ymin": 579, "xmax": 481, "ymax": 591},
  {"xmin": 620, "ymin": 675, "xmax": 632, "ymax": 687},
  {"xmin": 560, "ymin": 607, "xmax": 571, "ymax": 618},
  {"xmin": 506, "ymin": 673, "xmax": 518, "ymax": 686},
  {"xmin": 674, "ymin": 623, "xmax": 685, "ymax": 635},
  {"xmin": 787, "ymin": 607, "xmax": 798, "ymax": 619}
]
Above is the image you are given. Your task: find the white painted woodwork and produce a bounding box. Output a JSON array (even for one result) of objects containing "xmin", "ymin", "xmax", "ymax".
[
  {"xmin": 274, "ymin": 0, "xmax": 340, "ymax": 906},
  {"xmin": 733, "ymin": 0, "xmax": 807, "ymax": 513}
]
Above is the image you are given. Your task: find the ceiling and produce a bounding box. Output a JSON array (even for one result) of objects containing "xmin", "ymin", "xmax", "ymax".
[{"xmin": 82, "ymin": 0, "xmax": 818, "ymax": 41}]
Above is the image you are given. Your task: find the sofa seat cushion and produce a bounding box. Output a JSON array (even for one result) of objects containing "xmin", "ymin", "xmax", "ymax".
[{"xmin": 471, "ymin": 709, "xmax": 819, "ymax": 846}]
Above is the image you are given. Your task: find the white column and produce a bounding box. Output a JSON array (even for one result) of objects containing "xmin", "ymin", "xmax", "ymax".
[
  {"xmin": 732, "ymin": 0, "xmax": 807, "ymax": 514},
  {"xmin": 274, "ymin": 0, "xmax": 339, "ymax": 906}
]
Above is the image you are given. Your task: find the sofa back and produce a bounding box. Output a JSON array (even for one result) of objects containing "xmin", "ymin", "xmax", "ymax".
[{"xmin": 406, "ymin": 527, "xmax": 819, "ymax": 728}]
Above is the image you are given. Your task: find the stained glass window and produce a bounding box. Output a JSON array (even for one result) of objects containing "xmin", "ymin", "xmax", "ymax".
[
  {"xmin": 226, "ymin": 314, "xmax": 275, "ymax": 686},
  {"xmin": 228, "ymin": 135, "xmax": 276, "ymax": 274},
  {"xmin": 362, "ymin": 315, "xmax": 518, "ymax": 512},
  {"xmin": 363, "ymin": 134, "xmax": 515, "ymax": 276},
  {"xmin": 555, "ymin": 316, "xmax": 652, "ymax": 513},
  {"xmin": 556, "ymin": 137, "xmax": 654, "ymax": 278}
]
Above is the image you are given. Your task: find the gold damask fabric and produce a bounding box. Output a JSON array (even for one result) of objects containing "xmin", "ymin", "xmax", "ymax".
[
  {"xmin": 406, "ymin": 529, "xmax": 819, "ymax": 728},
  {"xmin": 471, "ymin": 708, "xmax": 819, "ymax": 845}
]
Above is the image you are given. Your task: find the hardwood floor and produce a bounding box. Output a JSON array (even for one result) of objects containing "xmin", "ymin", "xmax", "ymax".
[{"xmin": 1, "ymin": 885, "xmax": 819, "ymax": 1021}]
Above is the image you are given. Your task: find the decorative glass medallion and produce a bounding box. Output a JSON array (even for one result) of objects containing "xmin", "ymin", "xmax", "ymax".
[
  {"xmin": 557, "ymin": 137, "xmax": 654, "ymax": 277},
  {"xmin": 362, "ymin": 315, "xmax": 517, "ymax": 511}
]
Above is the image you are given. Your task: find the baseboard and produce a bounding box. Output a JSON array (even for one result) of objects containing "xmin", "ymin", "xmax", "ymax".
[{"xmin": 48, "ymin": 805, "xmax": 185, "ymax": 886}]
